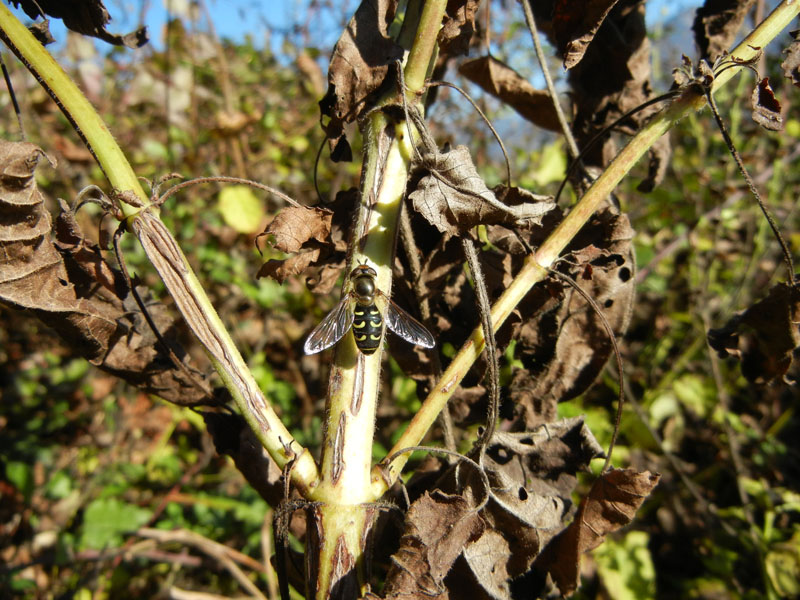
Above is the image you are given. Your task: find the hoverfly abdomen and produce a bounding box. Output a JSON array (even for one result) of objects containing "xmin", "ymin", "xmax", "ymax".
[{"xmin": 352, "ymin": 303, "xmax": 383, "ymax": 354}]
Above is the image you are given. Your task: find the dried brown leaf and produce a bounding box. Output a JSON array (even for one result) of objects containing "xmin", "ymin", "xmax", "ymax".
[
  {"xmin": 707, "ymin": 282, "xmax": 800, "ymax": 384},
  {"xmin": 535, "ymin": 0, "xmax": 668, "ymax": 172},
  {"xmin": 552, "ymin": 0, "xmax": 622, "ymax": 69},
  {"xmin": 410, "ymin": 146, "xmax": 554, "ymax": 236},
  {"xmin": 636, "ymin": 135, "xmax": 671, "ymax": 193},
  {"xmin": 535, "ymin": 468, "xmax": 660, "ymax": 596},
  {"xmin": 263, "ymin": 206, "xmax": 332, "ymax": 254},
  {"xmin": 0, "ymin": 140, "xmax": 210, "ymax": 405},
  {"xmin": 412, "ymin": 418, "xmax": 605, "ymax": 599},
  {"xmin": 481, "ymin": 419, "xmax": 604, "ymax": 575},
  {"xmin": 11, "ymin": 0, "xmax": 148, "ymax": 47},
  {"xmin": 458, "ymin": 56, "xmax": 561, "ymax": 131},
  {"xmin": 203, "ymin": 412, "xmax": 286, "ymax": 508},
  {"xmin": 509, "ymin": 209, "xmax": 635, "ymax": 408},
  {"xmin": 751, "ymin": 77, "xmax": 783, "ymax": 131},
  {"xmin": 693, "ymin": 0, "xmax": 757, "ymax": 61},
  {"xmin": 257, "ymin": 249, "xmax": 322, "ymax": 284},
  {"xmin": 382, "ymin": 491, "xmax": 485, "ymax": 600},
  {"xmin": 318, "ymin": 0, "xmax": 402, "ymax": 158},
  {"xmin": 447, "ymin": 530, "xmax": 511, "ymax": 600},
  {"xmin": 781, "ymin": 30, "xmax": 800, "ymax": 88},
  {"xmin": 438, "ymin": 0, "xmax": 481, "ymax": 57}
]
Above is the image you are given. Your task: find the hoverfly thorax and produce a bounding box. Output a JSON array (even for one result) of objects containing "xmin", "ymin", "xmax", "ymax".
[
  {"xmin": 303, "ymin": 262, "xmax": 436, "ymax": 356},
  {"xmin": 351, "ymin": 265, "xmax": 377, "ymax": 305}
]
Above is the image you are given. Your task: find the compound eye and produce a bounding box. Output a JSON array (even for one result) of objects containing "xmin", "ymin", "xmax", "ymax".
[{"xmin": 354, "ymin": 276, "xmax": 374, "ymax": 297}]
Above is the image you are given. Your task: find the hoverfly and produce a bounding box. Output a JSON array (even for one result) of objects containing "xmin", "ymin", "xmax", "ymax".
[{"xmin": 304, "ymin": 264, "xmax": 435, "ymax": 355}]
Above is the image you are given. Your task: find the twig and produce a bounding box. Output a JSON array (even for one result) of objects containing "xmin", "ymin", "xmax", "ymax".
[
  {"xmin": 520, "ymin": 0, "xmax": 579, "ymax": 161},
  {"xmin": 0, "ymin": 51, "xmax": 24, "ymax": 138},
  {"xmin": 425, "ymin": 80, "xmax": 512, "ymax": 187},
  {"xmin": 137, "ymin": 528, "xmax": 268, "ymax": 600},
  {"xmin": 703, "ymin": 85, "xmax": 795, "ymax": 283},
  {"xmin": 548, "ymin": 269, "xmax": 625, "ymax": 471},
  {"xmin": 462, "ymin": 238, "xmax": 500, "ymax": 460}
]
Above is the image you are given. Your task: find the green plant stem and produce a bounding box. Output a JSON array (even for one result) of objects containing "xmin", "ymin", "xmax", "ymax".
[
  {"xmin": 0, "ymin": 4, "xmax": 145, "ymax": 215},
  {"xmin": 309, "ymin": 2, "xmax": 447, "ymax": 598},
  {"xmin": 370, "ymin": 0, "xmax": 800, "ymax": 497},
  {"xmin": 0, "ymin": 6, "xmax": 320, "ymax": 493}
]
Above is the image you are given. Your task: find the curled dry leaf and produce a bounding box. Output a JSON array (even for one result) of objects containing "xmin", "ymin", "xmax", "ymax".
[
  {"xmin": 381, "ymin": 491, "xmax": 485, "ymax": 600},
  {"xmin": 438, "ymin": 0, "xmax": 481, "ymax": 57},
  {"xmin": 781, "ymin": 30, "xmax": 800, "ymax": 88},
  {"xmin": 11, "ymin": 0, "xmax": 148, "ymax": 47},
  {"xmin": 203, "ymin": 411, "xmax": 287, "ymax": 508},
  {"xmin": 257, "ymin": 248, "xmax": 321, "ymax": 284},
  {"xmin": 0, "ymin": 140, "xmax": 211, "ymax": 405},
  {"xmin": 534, "ymin": 0, "xmax": 669, "ymax": 179},
  {"xmin": 409, "ymin": 145, "xmax": 555, "ymax": 236},
  {"xmin": 262, "ymin": 205, "xmax": 332, "ymax": 254},
  {"xmin": 707, "ymin": 281, "xmax": 800, "ymax": 384},
  {"xmin": 534, "ymin": 468, "xmax": 661, "ymax": 596},
  {"xmin": 693, "ymin": 0, "xmax": 757, "ymax": 61},
  {"xmin": 458, "ymin": 56, "xmax": 561, "ymax": 132},
  {"xmin": 551, "ymin": 0, "xmax": 621, "ymax": 69},
  {"xmin": 318, "ymin": 0, "xmax": 403, "ymax": 160},
  {"xmin": 412, "ymin": 417, "xmax": 605, "ymax": 599},
  {"xmin": 479, "ymin": 419, "xmax": 605, "ymax": 575},
  {"xmin": 257, "ymin": 191, "xmax": 352, "ymax": 291},
  {"xmin": 751, "ymin": 77, "xmax": 783, "ymax": 131}
]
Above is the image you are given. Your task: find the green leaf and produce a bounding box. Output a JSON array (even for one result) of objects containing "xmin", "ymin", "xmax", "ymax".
[
  {"xmin": 79, "ymin": 498, "xmax": 152, "ymax": 550},
  {"xmin": 5, "ymin": 461, "xmax": 33, "ymax": 501},
  {"xmin": 766, "ymin": 541, "xmax": 800, "ymax": 597},
  {"xmin": 594, "ymin": 530, "xmax": 656, "ymax": 600},
  {"xmin": 532, "ymin": 141, "xmax": 567, "ymax": 187},
  {"xmin": 217, "ymin": 185, "xmax": 265, "ymax": 234}
]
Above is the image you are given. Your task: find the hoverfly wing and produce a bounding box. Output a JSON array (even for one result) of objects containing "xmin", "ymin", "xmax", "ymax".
[
  {"xmin": 384, "ymin": 298, "xmax": 435, "ymax": 349},
  {"xmin": 304, "ymin": 294, "xmax": 354, "ymax": 354}
]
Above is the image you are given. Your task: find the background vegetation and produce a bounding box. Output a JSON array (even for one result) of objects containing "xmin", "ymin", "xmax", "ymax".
[{"xmin": 1, "ymin": 1, "xmax": 799, "ymax": 598}]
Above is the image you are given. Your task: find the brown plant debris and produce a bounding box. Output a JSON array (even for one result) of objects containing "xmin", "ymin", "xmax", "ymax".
[
  {"xmin": 10, "ymin": 0, "xmax": 148, "ymax": 47},
  {"xmin": 707, "ymin": 281, "xmax": 800, "ymax": 384},
  {"xmin": 533, "ymin": 0, "xmax": 670, "ymax": 183},
  {"xmin": 264, "ymin": 205, "xmax": 333, "ymax": 254},
  {"xmin": 438, "ymin": 0, "xmax": 481, "ymax": 57},
  {"xmin": 750, "ymin": 77, "xmax": 783, "ymax": 131},
  {"xmin": 534, "ymin": 468, "xmax": 661, "ymax": 596},
  {"xmin": 781, "ymin": 30, "xmax": 800, "ymax": 88},
  {"xmin": 318, "ymin": 0, "xmax": 403, "ymax": 160},
  {"xmin": 257, "ymin": 190, "xmax": 353, "ymax": 291},
  {"xmin": 458, "ymin": 56, "xmax": 561, "ymax": 131},
  {"xmin": 551, "ymin": 0, "xmax": 622, "ymax": 69},
  {"xmin": 0, "ymin": 140, "xmax": 211, "ymax": 405},
  {"xmin": 409, "ymin": 145, "xmax": 555, "ymax": 236},
  {"xmin": 507, "ymin": 209, "xmax": 635, "ymax": 412},
  {"xmin": 380, "ymin": 491, "xmax": 485, "ymax": 600},
  {"xmin": 389, "ymin": 418, "xmax": 604, "ymax": 599},
  {"xmin": 693, "ymin": 0, "xmax": 757, "ymax": 62}
]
